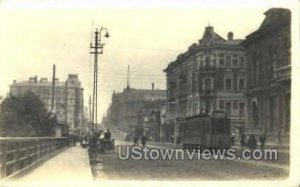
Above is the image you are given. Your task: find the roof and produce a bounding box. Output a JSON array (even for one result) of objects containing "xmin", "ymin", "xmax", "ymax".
[
  {"xmin": 128, "ymin": 88, "xmax": 166, "ymax": 94},
  {"xmin": 113, "ymin": 87, "xmax": 167, "ymax": 102},
  {"xmin": 164, "ymin": 26, "xmax": 244, "ymax": 72},
  {"xmin": 11, "ymin": 81, "xmax": 65, "ymax": 88},
  {"xmin": 200, "ymin": 26, "xmax": 226, "ymax": 45},
  {"xmin": 240, "ymin": 8, "xmax": 291, "ymax": 46}
]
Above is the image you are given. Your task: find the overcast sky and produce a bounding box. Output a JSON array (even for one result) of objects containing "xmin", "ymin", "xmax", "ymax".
[{"xmin": 0, "ymin": 0, "xmax": 295, "ymax": 121}]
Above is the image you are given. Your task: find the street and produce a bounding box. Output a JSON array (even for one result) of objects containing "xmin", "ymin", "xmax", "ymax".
[{"xmin": 90, "ymin": 139, "xmax": 288, "ymax": 180}]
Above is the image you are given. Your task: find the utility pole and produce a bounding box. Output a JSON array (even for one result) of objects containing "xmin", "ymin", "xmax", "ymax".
[
  {"xmin": 89, "ymin": 95, "xmax": 92, "ymax": 127},
  {"xmin": 126, "ymin": 65, "xmax": 130, "ymax": 89},
  {"xmin": 90, "ymin": 27, "xmax": 110, "ymax": 133},
  {"xmin": 90, "ymin": 29, "xmax": 99, "ymax": 133},
  {"xmin": 51, "ymin": 64, "xmax": 56, "ymax": 112}
]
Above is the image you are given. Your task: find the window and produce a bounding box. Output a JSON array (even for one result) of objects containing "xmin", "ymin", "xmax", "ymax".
[
  {"xmin": 213, "ymin": 59, "xmax": 217, "ymax": 67},
  {"xmin": 219, "ymin": 53, "xmax": 225, "ymax": 66},
  {"xmin": 205, "ymin": 100, "xmax": 210, "ymax": 113},
  {"xmin": 205, "ymin": 56, "xmax": 211, "ymax": 67},
  {"xmin": 226, "ymin": 102, "xmax": 231, "ymax": 115},
  {"xmin": 255, "ymin": 60, "xmax": 260, "ymax": 82},
  {"xmin": 219, "ymin": 59, "xmax": 224, "ymax": 66},
  {"xmin": 239, "ymin": 102, "xmax": 245, "ymax": 116},
  {"xmin": 219, "ymin": 100, "xmax": 224, "ymax": 110},
  {"xmin": 233, "ymin": 58, "xmax": 238, "ymax": 66},
  {"xmin": 225, "ymin": 78, "xmax": 232, "ymax": 90},
  {"xmin": 239, "ymin": 56, "xmax": 245, "ymax": 68},
  {"xmin": 239, "ymin": 78, "xmax": 245, "ymax": 91},
  {"xmin": 194, "ymin": 97, "xmax": 199, "ymax": 115},
  {"xmin": 226, "ymin": 56, "xmax": 231, "ymax": 67},
  {"xmin": 204, "ymin": 78, "xmax": 212, "ymax": 90},
  {"xmin": 233, "ymin": 101, "xmax": 238, "ymax": 110}
]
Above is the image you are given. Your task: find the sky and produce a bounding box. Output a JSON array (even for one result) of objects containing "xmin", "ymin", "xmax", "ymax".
[{"xmin": 0, "ymin": 0, "xmax": 295, "ymax": 122}]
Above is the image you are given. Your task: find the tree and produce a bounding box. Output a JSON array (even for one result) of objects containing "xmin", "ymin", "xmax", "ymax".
[{"xmin": 0, "ymin": 91, "xmax": 55, "ymax": 137}]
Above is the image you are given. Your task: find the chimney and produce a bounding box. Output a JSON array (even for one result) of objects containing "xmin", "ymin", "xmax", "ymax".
[
  {"xmin": 13, "ymin": 80, "xmax": 17, "ymax": 84},
  {"xmin": 40, "ymin": 78, "xmax": 48, "ymax": 82},
  {"xmin": 152, "ymin": 83, "xmax": 155, "ymax": 99},
  {"xmin": 29, "ymin": 77, "xmax": 35, "ymax": 82},
  {"xmin": 227, "ymin": 32, "xmax": 234, "ymax": 41}
]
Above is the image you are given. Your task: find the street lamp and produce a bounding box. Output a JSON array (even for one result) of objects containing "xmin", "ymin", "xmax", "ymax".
[{"xmin": 90, "ymin": 27, "xmax": 110, "ymax": 133}]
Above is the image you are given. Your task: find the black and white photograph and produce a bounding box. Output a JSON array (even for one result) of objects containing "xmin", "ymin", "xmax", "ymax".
[{"xmin": 0, "ymin": 0, "xmax": 299, "ymax": 186}]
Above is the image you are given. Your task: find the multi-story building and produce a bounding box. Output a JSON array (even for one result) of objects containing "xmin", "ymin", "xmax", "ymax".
[
  {"xmin": 106, "ymin": 83, "xmax": 166, "ymax": 136},
  {"xmin": 164, "ymin": 26, "xmax": 247, "ymax": 142},
  {"xmin": 241, "ymin": 8, "xmax": 291, "ymax": 143},
  {"xmin": 139, "ymin": 100, "xmax": 167, "ymax": 141},
  {"xmin": 9, "ymin": 74, "xmax": 84, "ymax": 134}
]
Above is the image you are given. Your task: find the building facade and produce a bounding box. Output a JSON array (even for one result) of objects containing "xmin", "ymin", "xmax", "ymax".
[
  {"xmin": 164, "ymin": 26, "xmax": 247, "ymax": 142},
  {"xmin": 241, "ymin": 8, "xmax": 291, "ymax": 143},
  {"xmin": 9, "ymin": 74, "xmax": 84, "ymax": 134},
  {"xmin": 106, "ymin": 84, "xmax": 166, "ymax": 136},
  {"xmin": 139, "ymin": 100, "xmax": 167, "ymax": 142}
]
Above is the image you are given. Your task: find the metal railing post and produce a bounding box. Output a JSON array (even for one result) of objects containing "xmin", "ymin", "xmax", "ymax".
[
  {"xmin": 0, "ymin": 137, "xmax": 69, "ymax": 179},
  {"xmin": 15, "ymin": 141, "xmax": 20, "ymax": 173},
  {"xmin": 1, "ymin": 141, "xmax": 7, "ymax": 178}
]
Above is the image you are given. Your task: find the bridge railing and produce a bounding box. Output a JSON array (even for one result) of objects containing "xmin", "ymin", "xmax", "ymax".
[{"xmin": 0, "ymin": 137, "xmax": 71, "ymax": 179}]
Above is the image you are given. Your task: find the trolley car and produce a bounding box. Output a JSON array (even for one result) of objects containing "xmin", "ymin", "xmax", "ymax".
[{"xmin": 182, "ymin": 111, "xmax": 231, "ymax": 149}]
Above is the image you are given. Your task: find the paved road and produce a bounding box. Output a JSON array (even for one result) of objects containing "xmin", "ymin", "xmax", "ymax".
[
  {"xmin": 92, "ymin": 141, "xmax": 288, "ymax": 180},
  {"xmin": 3, "ymin": 129, "xmax": 288, "ymax": 182}
]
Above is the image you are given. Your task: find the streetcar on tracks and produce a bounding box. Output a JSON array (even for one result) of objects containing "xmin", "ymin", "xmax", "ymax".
[{"xmin": 182, "ymin": 110, "xmax": 231, "ymax": 149}]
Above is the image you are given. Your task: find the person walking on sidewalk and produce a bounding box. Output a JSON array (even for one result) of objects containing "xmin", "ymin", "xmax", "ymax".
[
  {"xmin": 247, "ymin": 135, "xmax": 257, "ymax": 149},
  {"xmin": 176, "ymin": 136, "xmax": 181, "ymax": 146},
  {"xmin": 133, "ymin": 136, "xmax": 139, "ymax": 146},
  {"xmin": 240, "ymin": 133, "xmax": 246, "ymax": 147},
  {"xmin": 259, "ymin": 135, "xmax": 266, "ymax": 148},
  {"xmin": 231, "ymin": 131, "xmax": 236, "ymax": 146},
  {"xmin": 141, "ymin": 135, "xmax": 147, "ymax": 147},
  {"xmin": 171, "ymin": 135, "xmax": 175, "ymax": 144}
]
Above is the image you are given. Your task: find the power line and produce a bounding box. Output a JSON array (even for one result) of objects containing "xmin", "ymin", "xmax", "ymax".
[
  {"xmin": 98, "ymin": 72, "xmax": 166, "ymax": 77},
  {"xmin": 109, "ymin": 44, "xmax": 183, "ymax": 53}
]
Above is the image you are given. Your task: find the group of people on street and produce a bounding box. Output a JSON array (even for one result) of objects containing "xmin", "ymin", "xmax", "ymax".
[
  {"xmin": 86, "ymin": 129, "xmax": 114, "ymax": 158},
  {"xmin": 239, "ymin": 133, "xmax": 266, "ymax": 148},
  {"xmin": 133, "ymin": 135, "xmax": 147, "ymax": 147},
  {"xmin": 230, "ymin": 128, "xmax": 266, "ymax": 149},
  {"xmin": 80, "ymin": 129, "xmax": 112, "ymax": 148}
]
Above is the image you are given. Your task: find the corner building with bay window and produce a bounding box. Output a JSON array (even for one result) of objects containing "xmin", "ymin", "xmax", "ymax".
[{"xmin": 164, "ymin": 26, "xmax": 247, "ymax": 142}]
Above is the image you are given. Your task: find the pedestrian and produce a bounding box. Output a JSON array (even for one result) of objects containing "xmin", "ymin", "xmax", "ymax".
[
  {"xmin": 240, "ymin": 133, "xmax": 246, "ymax": 147},
  {"xmin": 171, "ymin": 135, "xmax": 175, "ymax": 144},
  {"xmin": 104, "ymin": 129, "xmax": 111, "ymax": 140},
  {"xmin": 247, "ymin": 135, "xmax": 257, "ymax": 149},
  {"xmin": 133, "ymin": 136, "xmax": 139, "ymax": 146},
  {"xmin": 141, "ymin": 135, "xmax": 147, "ymax": 147},
  {"xmin": 88, "ymin": 134, "xmax": 98, "ymax": 160},
  {"xmin": 259, "ymin": 135, "xmax": 266, "ymax": 148},
  {"xmin": 231, "ymin": 132, "xmax": 236, "ymax": 146},
  {"xmin": 176, "ymin": 136, "xmax": 181, "ymax": 146}
]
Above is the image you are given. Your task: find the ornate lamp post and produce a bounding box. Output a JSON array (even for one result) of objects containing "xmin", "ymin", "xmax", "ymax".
[{"xmin": 90, "ymin": 27, "xmax": 110, "ymax": 133}]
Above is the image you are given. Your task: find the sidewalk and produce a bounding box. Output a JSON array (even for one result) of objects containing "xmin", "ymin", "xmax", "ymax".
[{"xmin": 10, "ymin": 145, "xmax": 93, "ymax": 184}]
